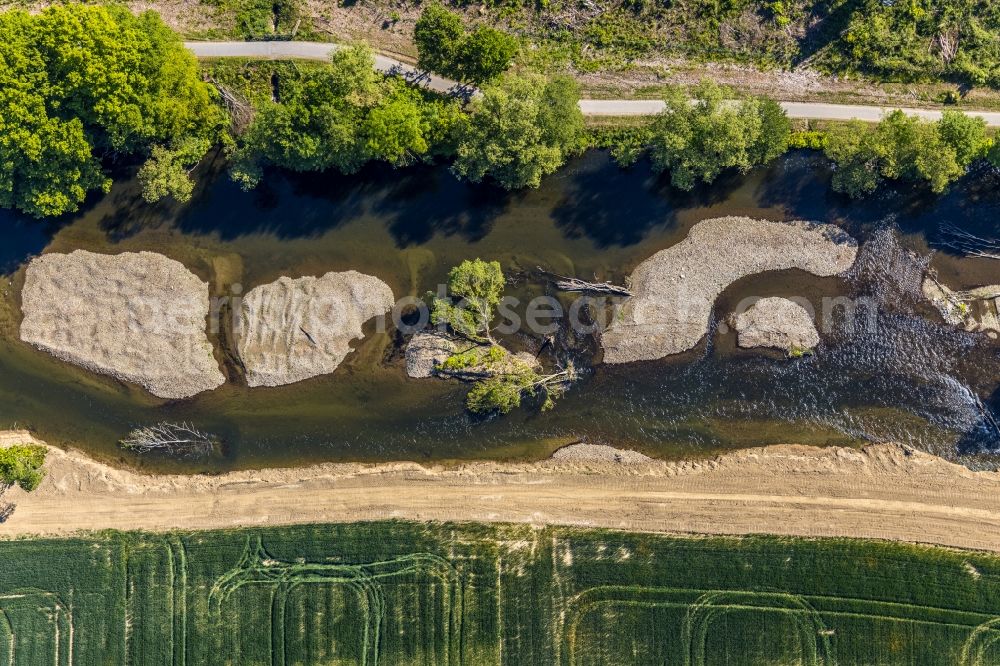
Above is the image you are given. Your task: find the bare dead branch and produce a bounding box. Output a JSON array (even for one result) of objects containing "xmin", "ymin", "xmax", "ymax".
[
  {"xmin": 935, "ymin": 28, "xmax": 959, "ymax": 63},
  {"xmin": 206, "ymin": 77, "xmax": 255, "ymax": 135},
  {"xmin": 536, "ymin": 267, "xmax": 632, "ymax": 296},
  {"xmin": 120, "ymin": 422, "xmax": 217, "ymax": 458},
  {"xmin": 940, "ymin": 224, "xmax": 1000, "ymax": 260}
]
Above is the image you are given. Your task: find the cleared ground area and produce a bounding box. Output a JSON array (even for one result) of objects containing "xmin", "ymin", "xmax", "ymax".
[{"xmin": 5, "ymin": 431, "xmax": 1000, "ymax": 553}]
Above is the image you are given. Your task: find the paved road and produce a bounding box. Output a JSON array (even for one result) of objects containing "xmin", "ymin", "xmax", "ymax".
[
  {"xmin": 580, "ymin": 99, "xmax": 1000, "ymax": 125},
  {"xmin": 186, "ymin": 40, "xmax": 461, "ymax": 94},
  {"xmin": 186, "ymin": 41, "xmax": 1000, "ymax": 125}
]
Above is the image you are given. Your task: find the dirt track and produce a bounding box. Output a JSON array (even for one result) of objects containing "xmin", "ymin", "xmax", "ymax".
[{"xmin": 4, "ymin": 430, "xmax": 1000, "ymax": 551}]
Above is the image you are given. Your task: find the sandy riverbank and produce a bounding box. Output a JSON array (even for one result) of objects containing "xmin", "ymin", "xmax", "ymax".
[{"xmin": 4, "ymin": 430, "xmax": 1000, "ymax": 552}]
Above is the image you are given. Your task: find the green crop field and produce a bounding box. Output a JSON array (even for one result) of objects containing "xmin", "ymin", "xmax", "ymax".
[{"xmin": 2, "ymin": 522, "xmax": 1000, "ymax": 664}]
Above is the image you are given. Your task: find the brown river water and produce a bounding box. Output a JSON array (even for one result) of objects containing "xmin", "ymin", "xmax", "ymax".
[{"xmin": 1, "ymin": 150, "xmax": 998, "ymax": 472}]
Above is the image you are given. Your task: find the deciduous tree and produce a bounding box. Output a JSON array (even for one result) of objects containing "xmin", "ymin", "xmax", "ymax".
[
  {"xmin": 232, "ymin": 45, "xmax": 462, "ymax": 188},
  {"xmin": 430, "ymin": 259, "xmax": 577, "ymax": 415},
  {"xmin": 415, "ymin": 4, "xmax": 517, "ymax": 84},
  {"xmin": 452, "ymin": 73, "xmax": 583, "ymax": 189},
  {"xmin": 648, "ymin": 80, "xmax": 790, "ymax": 190},
  {"xmin": 432, "ymin": 259, "xmax": 505, "ymax": 344},
  {"xmin": 824, "ymin": 109, "xmax": 988, "ymax": 197},
  {"xmin": 0, "ymin": 5, "xmax": 225, "ymax": 217}
]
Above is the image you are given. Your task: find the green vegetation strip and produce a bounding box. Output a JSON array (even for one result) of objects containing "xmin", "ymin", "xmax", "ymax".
[{"xmin": 2, "ymin": 522, "xmax": 1000, "ymax": 664}]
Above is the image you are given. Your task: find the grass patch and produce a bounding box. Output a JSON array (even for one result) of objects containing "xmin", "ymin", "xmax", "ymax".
[
  {"xmin": 2, "ymin": 522, "xmax": 1000, "ymax": 663},
  {"xmin": 196, "ymin": 0, "xmax": 316, "ymax": 40}
]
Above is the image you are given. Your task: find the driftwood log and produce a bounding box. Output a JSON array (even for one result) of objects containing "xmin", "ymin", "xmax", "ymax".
[
  {"xmin": 120, "ymin": 422, "xmax": 217, "ymax": 457},
  {"xmin": 940, "ymin": 224, "xmax": 1000, "ymax": 260},
  {"xmin": 206, "ymin": 77, "xmax": 254, "ymax": 135},
  {"xmin": 536, "ymin": 267, "xmax": 631, "ymax": 297}
]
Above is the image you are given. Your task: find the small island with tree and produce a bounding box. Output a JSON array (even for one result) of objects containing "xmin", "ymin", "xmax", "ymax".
[{"xmin": 408, "ymin": 259, "xmax": 577, "ymax": 416}]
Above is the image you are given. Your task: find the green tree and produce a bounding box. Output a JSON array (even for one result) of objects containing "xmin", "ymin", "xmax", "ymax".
[
  {"xmin": 750, "ymin": 97, "xmax": 792, "ymax": 164},
  {"xmin": 0, "ymin": 105, "xmax": 109, "ymax": 218},
  {"xmin": 414, "ymin": 4, "xmax": 465, "ymax": 78},
  {"xmin": 363, "ymin": 83, "xmax": 432, "ymax": 166},
  {"xmin": 648, "ymin": 80, "xmax": 790, "ymax": 190},
  {"xmin": 457, "ymin": 26, "xmax": 519, "ymax": 83},
  {"xmin": 432, "ymin": 259, "xmax": 505, "ymax": 344},
  {"xmin": 0, "ymin": 5, "xmax": 225, "ymax": 217},
  {"xmin": 453, "ymin": 73, "xmax": 584, "ymax": 189},
  {"xmin": 0, "ymin": 445, "xmax": 47, "ymax": 492},
  {"xmin": 824, "ymin": 110, "xmax": 987, "ymax": 198},
  {"xmin": 824, "ymin": 120, "xmax": 883, "ymax": 198},
  {"xmin": 429, "ymin": 259, "xmax": 577, "ymax": 415},
  {"xmin": 937, "ymin": 109, "xmax": 989, "ymax": 166},
  {"xmin": 988, "ymin": 139, "xmax": 1000, "ymax": 170},
  {"xmin": 232, "ymin": 45, "xmax": 461, "ymax": 187},
  {"xmin": 138, "ymin": 137, "xmax": 213, "ymax": 203},
  {"xmin": 414, "ymin": 4, "xmax": 516, "ymax": 84}
]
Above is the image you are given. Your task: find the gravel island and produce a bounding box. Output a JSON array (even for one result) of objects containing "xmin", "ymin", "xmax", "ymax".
[
  {"xmin": 20, "ymin": 250, "xmax": 225, "ymax": 399},
  {"xmin": 603, "ymin": 217, "xmax": 857, "ymax": 363}
]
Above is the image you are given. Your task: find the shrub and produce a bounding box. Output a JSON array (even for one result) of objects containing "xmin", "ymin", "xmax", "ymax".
[
  {"xmin": 0, "ymin": 445, "xmax": 47, "ymax": 492},
  {"xmin": 788, "ymin": 130, "xmax": 828, "ymax": 150},
  {"xmin": 824, "ymin": 110, "xmax": 989, "ymax": 197}
]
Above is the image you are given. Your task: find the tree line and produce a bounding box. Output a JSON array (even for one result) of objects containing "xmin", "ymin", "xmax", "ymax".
[
  {"xmin": 0, "ymin": 4, "xmax": 581, "ymax": 217},
  {"xmin": 595, "ymin": 79, "xmax": 1000, "ymax": 198},
  {"xmin": 1, "ymin": 3, "xmax": 998, "ymax": 220}
]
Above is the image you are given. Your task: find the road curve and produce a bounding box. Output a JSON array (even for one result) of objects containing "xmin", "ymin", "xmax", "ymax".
[{"xmin": 186, "ymin": 40, "xmax": 1000, "ymax": 125}]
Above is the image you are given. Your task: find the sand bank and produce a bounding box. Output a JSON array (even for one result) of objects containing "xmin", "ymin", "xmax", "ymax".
[{"xmin": 4, "ymin": 432, "xmax": 1000, "ymax": 552}]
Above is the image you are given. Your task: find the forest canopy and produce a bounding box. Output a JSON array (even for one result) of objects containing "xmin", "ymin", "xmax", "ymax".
[
  {"xmin": 229, "ymin": 45, "xmax": 464, "ymax": 188},
  {"xmin": 0, "ymin": 5, "xmax": 225, "ymax": 217}
]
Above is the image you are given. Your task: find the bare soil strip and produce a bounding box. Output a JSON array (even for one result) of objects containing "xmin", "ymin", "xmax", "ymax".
[{"xmin": 4, "ymin": 431, "xmax": 1000, "ymax": 551}]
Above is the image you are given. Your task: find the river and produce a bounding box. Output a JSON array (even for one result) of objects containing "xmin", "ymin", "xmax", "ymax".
[{"xmin": 1, "ymin": 150, "xmax": 998, "ymax": 472}]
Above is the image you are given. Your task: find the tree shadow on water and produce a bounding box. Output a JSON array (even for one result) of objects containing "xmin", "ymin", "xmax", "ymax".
[
  {"xmin": 755, "ymin": 152, "xmax": 1000, "ymax": 250},
  {"xmin": 139, "ymin": 160, "xmax": 514, "ymax": 246},
  {"xmin": 899, "ymin": 166, "xmax": 1000, "ymax": 253},
  {"xmin": 374, "ymin": 166, "xmax": 513, "ymax": 247},
  {"xmin": 171, "ymin": 166, "xmax": 370, "ymax": 241},
  {"xmin": 0, "ymin": 179, "xmax": 112, "ymax": 270},
  {"xmin": 549, "ymin": 152, "xmax": 748, "ymax": 248},
  {"xmin": 0, "ymin": 209, "xmax": 67, "ymax": 273}
]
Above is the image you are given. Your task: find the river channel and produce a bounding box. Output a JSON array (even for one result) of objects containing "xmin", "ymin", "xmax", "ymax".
[{"xmin": 1, "ymin": 150, "xmax": 998, "ymax": 472}]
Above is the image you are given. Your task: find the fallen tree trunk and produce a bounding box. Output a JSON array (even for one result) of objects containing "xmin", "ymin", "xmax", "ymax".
[
  {"xmin": 536, "ymin": 267, "xmax": 631, "ymax": 297},
  {"xmin": 120, "ymin": 422, "xmax": 217, "ymax": 458},
  {"xmin": 206, "ymin": 76, "xmax": 254, "ymax": 135},
  {"xmin": 940, "ymin": 225, "xmax": 1000, "ymax": 260}
]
